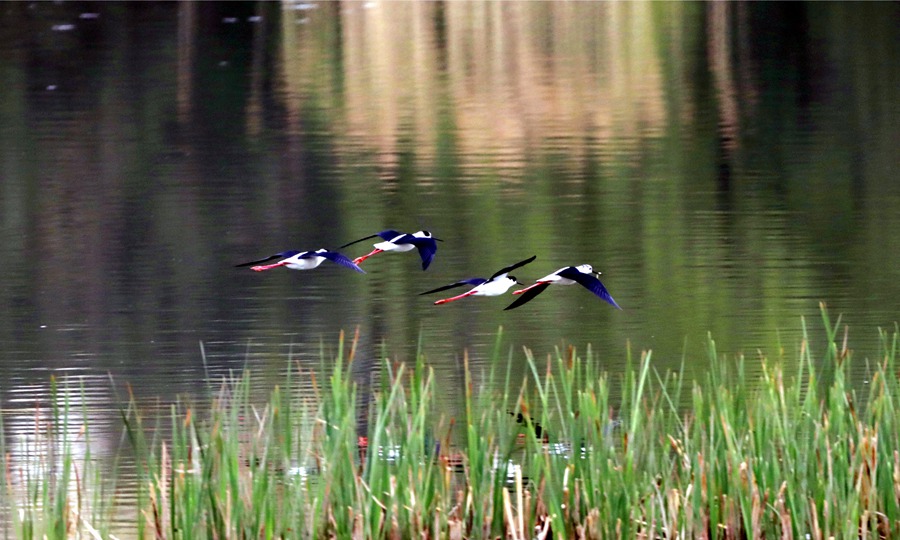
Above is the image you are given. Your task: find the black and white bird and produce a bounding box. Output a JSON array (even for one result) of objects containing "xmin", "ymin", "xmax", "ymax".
[
  {"xmin": 504, "ymin": 264, "xmax": 621, "ymax": 310},
  {"xmin": 235, "ymin": 249, "xmax": 364, "ymax": 273},
  {"xmin": 420, "ymin": 255, "xmax": 537, "ymax": 305},
  {"xmin": 340, "ymin": 230, "xmax": 441, "ymax": 270}
]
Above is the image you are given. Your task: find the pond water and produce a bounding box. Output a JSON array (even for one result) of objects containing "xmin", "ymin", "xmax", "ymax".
[{"xmin": 1, "ymin": 1, "xmax": 899, "ymax": 533}]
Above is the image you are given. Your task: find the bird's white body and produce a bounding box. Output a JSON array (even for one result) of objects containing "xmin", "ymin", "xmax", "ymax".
[
  {"xmin": 471, "ymin": 276, "xmax": 519, "ymax": 296},
  {"xmin": 282, "ymin": 252, "xmax": 327, "ymax": 270},
  {"xmin": 373, "ymin": 239, "xmax": 416, "ymax": 252}
]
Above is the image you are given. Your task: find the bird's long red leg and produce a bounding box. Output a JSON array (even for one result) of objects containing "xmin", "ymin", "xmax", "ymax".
[
  {"xmin": 434, "ymin": 290, "xmax": 478, "ymax": 305},
  {"xmin": 251, "ymin": 261, "xmax": 289, "ymax": 272},
  {"xmin": 353, "ymin": 248, "xmax": 383, "ymax": 265},
  {"xmin": 512, "ymin": 281, "xmax": 548, "ymax": 295}
]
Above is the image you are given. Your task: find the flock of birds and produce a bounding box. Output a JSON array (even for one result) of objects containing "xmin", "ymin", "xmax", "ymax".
[{"xmin": 236, "ymin": 229, "xmax": 621, "ymax": 311}]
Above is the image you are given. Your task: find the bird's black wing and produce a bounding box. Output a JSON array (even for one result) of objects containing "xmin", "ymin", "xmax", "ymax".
[
  {"xmin": 338, "ymin": 230, "xmax": 401, "ymax": 249},
  {"xmin": 503, "ymin": 282, "xmax": 551, "ymax": 310},
  {"xmin": 318, "ymin": 250, "xmax": 366, "ymax": 273},
  {"xmin": 559, "ymin": 267, "xmax": 622, "ymax": 310},
  {"xmin": 377, "ymin": 229, "xmax": 405, "ymax": 242},
  {"xmin": 235, "ymin": 251, "xmax": 301, "ymax": 268},
  {"xmin": 489, "ymin": 255, "xmax": 537, "ymax": 280},
  {"xmin": 419, "ymin": 278, "xmax": 488, "ymax": 295},
  {"xmin": 410, "ymin": 237, "xmax": 438, "ymax": 270}
]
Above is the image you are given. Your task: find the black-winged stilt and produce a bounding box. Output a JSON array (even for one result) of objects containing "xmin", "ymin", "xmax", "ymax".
[
  {"xmin": 504, "ymin": 264, "xmax": 621, "ymax": 310},
  {"xmin": 340, "ymin": 230, "xmax": 441, "ymax": 270},
  {"xmin": 420, "ymin": 255, "xmax": 536, "ymax": 305},
  {"xmin": 235, "ymin": 249, "xmax": 365, "ymax": 273}
]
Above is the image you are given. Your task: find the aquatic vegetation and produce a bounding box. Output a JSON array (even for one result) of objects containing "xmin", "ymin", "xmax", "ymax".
[
  {"xmin": 1, "ymin": 379, "xmax": 117, "ymax": 539},
  {"xmin": 3, "ymin": 305, "xmax": 900, "ymax": 538}
]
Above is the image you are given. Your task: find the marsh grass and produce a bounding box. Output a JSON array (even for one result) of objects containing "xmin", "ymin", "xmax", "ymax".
[
  {"xmin": 4, "ymin": 305, "xmax": 900, "ymax": 538},
  {"xmin": 1, "ymin": 378, "xmax": 116, "ymax": 540}
]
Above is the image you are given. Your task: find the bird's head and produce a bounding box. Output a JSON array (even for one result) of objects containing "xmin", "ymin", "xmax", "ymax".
[
  {"xmin": 575, "ymin": 264, "xmax": 594, "ymax": 274},
  {"xmin": 414, "ymin": 230, "xmax": 443, "ymax": 241}
]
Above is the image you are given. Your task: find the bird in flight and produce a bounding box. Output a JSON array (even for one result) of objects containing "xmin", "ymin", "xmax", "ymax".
[
  {"xmin": 340, "ymin": 230, "xmax": 441, "ymax": 270},
  {"xmin": 235, "ymin": 249, "xmax": 364, "ymax": 273},
  {"xmin": 420, "ymin": 255, "xmax": 537, "ymax": 305},
  {"xmin": 504, "ymin": 264, "xmax": 621, "ymax": 310}
]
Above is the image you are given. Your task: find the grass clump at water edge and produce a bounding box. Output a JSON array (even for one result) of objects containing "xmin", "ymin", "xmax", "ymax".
[{"xmin": 4, "ymin": 305, "xmax": 900, "ymax": 538}]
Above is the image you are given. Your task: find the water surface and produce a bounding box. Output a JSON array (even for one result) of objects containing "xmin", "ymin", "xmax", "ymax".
[{"xmin": 1, "ymin": 1, "xmax": 899, "ymax": 533}]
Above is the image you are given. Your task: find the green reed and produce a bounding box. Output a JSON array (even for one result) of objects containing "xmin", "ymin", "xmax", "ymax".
[
  {"xmin": 0, "ymin": 378, "xmax": 116, "ymax": 540},
  {"xmin": 3, "ymin": 305, "xmax": 899, "ymax": 538}
]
